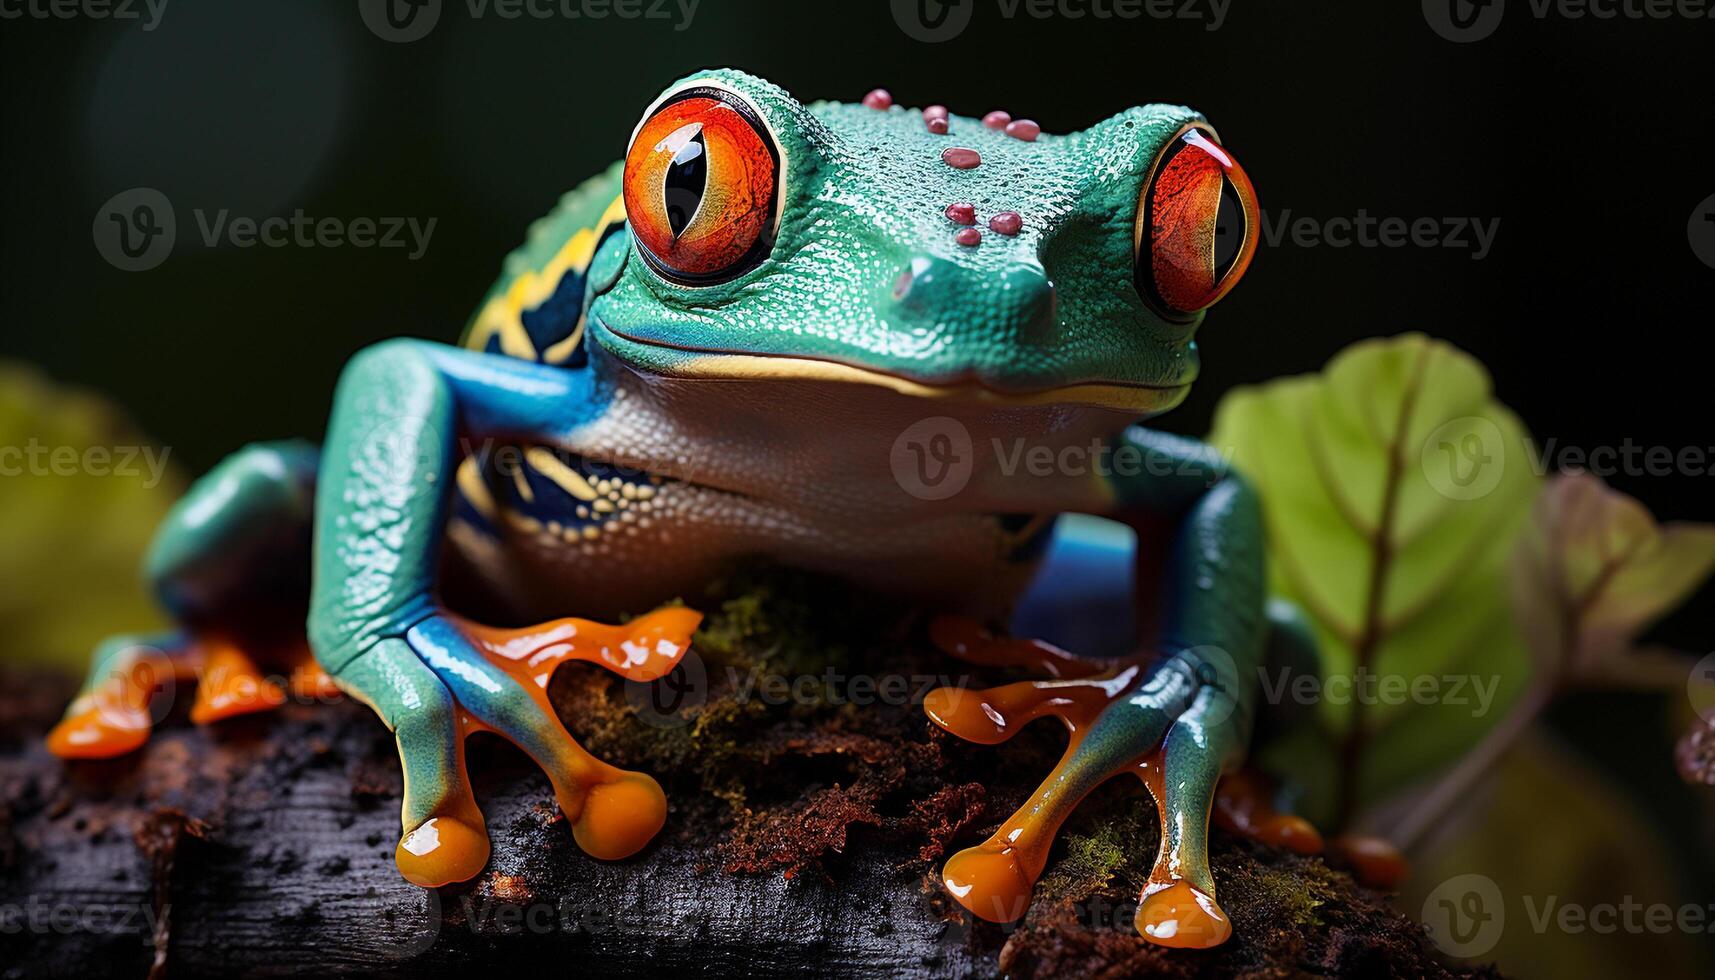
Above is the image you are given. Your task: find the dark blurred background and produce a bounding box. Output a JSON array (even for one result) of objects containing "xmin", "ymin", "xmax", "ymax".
[{"xmin": 3, "ymin": 0, "xmax": 1712, "ymax": 974}]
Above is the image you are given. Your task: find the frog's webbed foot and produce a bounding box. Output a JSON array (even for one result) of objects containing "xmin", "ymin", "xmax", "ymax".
[
  {"xmin": 338, "ymin": 605, "xmax": 700, "ymax": 887},
  {"xmin": 48, "ymin": 632, "xmax": 332, "ymax": 758},
  {"xmin": 48, "ymin": 634, "xmax": 196, "ymax": 759},
  {"xmin": 926, "ymin": 615, "xmax": 1271, "ymax": 950}
]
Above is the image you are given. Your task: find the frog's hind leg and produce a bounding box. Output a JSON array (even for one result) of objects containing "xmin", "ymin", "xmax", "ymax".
[{"xmin": 48, "ymin": 442, "xmax": 319, "ymax": 759}]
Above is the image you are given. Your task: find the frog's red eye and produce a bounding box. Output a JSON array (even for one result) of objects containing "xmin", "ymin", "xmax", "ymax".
[
  {"xmin": 623, "ymin": 87, "xmax": 780, "ymax": 285},
  {"xmin": 1135, "ymin": 127, "xmax": 1259, "ymax": 317}
]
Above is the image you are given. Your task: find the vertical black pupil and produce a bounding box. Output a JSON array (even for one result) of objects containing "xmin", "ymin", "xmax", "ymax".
[
  {"xmin": 664, "ymin": 128, "xmax": 707, "ymax": 239},
  {"xmin": 1212, "ymin": 177, "xmax": 1245, "ymax": 281}
]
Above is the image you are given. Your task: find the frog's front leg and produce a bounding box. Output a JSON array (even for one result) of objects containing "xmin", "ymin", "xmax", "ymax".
[
  {"xmin": 310, "ymin": 340, "xmax": 698, "ymax": 887},
  {"xmin": 928, "ymin": 428, "xmax": 1274, "ymax": 949}
]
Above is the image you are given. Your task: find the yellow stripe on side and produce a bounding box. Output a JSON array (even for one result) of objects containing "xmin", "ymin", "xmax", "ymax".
[
  {"xmin": 523, "ymin": 446, "xmax": 599, "ymax": 501},
  {"xmin": 455, "ymin": 457, "xmax": 498, "ymax": 521},
  {"xmin": 464, "ymin": 195, "xmax": 628, "ymax": 364}
]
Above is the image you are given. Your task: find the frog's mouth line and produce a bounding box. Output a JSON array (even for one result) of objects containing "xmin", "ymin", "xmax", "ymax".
[{"xmin": 589, "ymin": 315, "xmax": 1192, "ymax": 415}]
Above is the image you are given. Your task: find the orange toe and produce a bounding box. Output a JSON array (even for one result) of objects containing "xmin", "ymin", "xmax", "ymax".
[
  {"xmin": 190, "ymin": 643, "xmax": 286, "ymax": 724},
  {"xmin": 1136, "ymin": 881, "xmax": 1232, "ymax": 949},
  {"xmin": 396, "ymin": 815, "xmax": 491, "ymax": 888},
  {"xmin": 570, "ymin": 773, "xmax": 667, "ymax": 860},
  {"xmin": 1258, "ymin": 814, "xmax": 1325, "ymax": 855},
  {"xmin": 288, "ymin": 659, "xmax": 342, "ymax": 701},
  {"xmin": 47, "ymin": 704, "xmax": 151, "ymax": 759},
  {"xmin": 1329, "ymin": 835, "xmax": 1410, "ymax": 890},
  {"xmin": 942, "ymin": 845, "xmax": 1034, "ymax": 923}
]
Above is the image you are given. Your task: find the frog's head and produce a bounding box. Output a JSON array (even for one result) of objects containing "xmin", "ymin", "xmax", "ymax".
[{"xmin": 587, "ymin": 69, "xmax": 1258, "ymax": 419}]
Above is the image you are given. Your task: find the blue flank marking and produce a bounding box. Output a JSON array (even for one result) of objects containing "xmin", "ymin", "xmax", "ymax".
[{"xmin": 1010, "ymin": 514, "xmax": 1138, "ymax": 659}]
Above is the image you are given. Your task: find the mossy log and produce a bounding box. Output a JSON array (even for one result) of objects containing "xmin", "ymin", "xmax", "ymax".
[{"xmin": 0, "ymin": 575, "xmax": 1501, "ymax": 978}]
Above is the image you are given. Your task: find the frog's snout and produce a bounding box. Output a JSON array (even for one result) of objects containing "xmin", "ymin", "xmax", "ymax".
[{"xmin": 890, "ymin": 256, "xmax": 1059, "ymax": 344}]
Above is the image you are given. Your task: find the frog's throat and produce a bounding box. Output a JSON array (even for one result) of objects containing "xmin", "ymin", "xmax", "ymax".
[{"xmin": 589, "ymin": 315, "xmax": 1191, "ymax": 416}]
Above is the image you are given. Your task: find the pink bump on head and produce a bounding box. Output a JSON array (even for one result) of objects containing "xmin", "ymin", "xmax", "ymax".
[
  {"xmin": 1004, "ymin": 119, "xmax": 1041, "ymax": 142},
  {"xmin": 924, "ymin": 105, "xmax": 949, "ymax": 121},
  {"xmin": 941, "ymin": 146, "xmax": 981, "ymax": 170},
  {"xmin": 927, "ymin": 117, "xmax": 949, "ymax": 135},
  {"xmin": 989, "ymin": 211, "xmax": 1023, "ymax": 236},
  {"xmin": 982, "ymin": 110, "xmax": 1012, "ymax": 130},
  {"xmin": 945, "ymin": 202, "xmax": 977, "ymax": 225},
  {"xmin": 863, "ymin": 89, "xmax": 893, "ymax": 110},
  {"xmin": 955, "ymin": 228, "xmax": 983, "ymax": 247}
]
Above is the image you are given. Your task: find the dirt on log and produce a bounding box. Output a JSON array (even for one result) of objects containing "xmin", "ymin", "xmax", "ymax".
[{"xmin": 0, "ymin": 573, "xmax": 1502, "ymax": 979}]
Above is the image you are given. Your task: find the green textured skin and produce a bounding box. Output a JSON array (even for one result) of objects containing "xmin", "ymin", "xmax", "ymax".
[
  {"xmin": 63, "ymin": 70, "xmax": 1288, "ymax": 940},
  {"xmin": 592, "ymin": 69, "xmax": 1205, "ymax": 393}
]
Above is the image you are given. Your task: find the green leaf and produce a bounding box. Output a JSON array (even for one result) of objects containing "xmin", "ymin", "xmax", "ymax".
[
  {"xmin": 1209, "ymin": 334, "xmax": 1541, "ymax": 820},
  {"xmin": 1407, "ymin": 733, "xmax": 1710, "ymax": 979},
  {"xmin": 0, "ymin": 362, "xmax": 183, "ymax": 671},
  {"xmin": 1513, "ymin": 471, "xmax": 1715, "ymax": 687}
]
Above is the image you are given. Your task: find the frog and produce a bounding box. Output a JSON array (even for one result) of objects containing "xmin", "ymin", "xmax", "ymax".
[{"xmin": 49, "ymin": 68, "xmax": 1318, "ymax": 950}]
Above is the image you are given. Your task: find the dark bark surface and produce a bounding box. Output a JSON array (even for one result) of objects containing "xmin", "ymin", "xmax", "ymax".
[{"xmin": 0, "ymin": 575, "xmax": 1502, "ymax": 979}]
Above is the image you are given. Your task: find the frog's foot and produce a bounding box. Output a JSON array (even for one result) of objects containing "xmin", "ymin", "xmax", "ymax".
[
  {"xmin": 48, "ymin": 633, "xmax": 197, "ymax": 759},
  {"xmin": 925, "ymin": 616, "xmax": 1246, "ymax": 949},
  {"xmin": 1211, "ymin": 767, "xmax": 1324, "ymax": 856},
  {"xmin": 343, "ymin": 606, "xmax": 700, "ymax": 887},
  {"xmin": 1326, "ymin": 834, "xmax": 1410, "ymax": 890},
  {"xmin": 49, "ymin": 629, "xmax": 335, "ymax": 760},
  {"xmin": 188, "ymin": 638, "xmax": 288, "ymax": 725}
]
